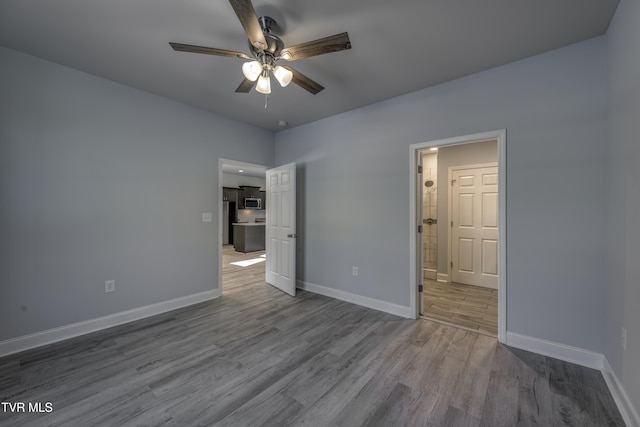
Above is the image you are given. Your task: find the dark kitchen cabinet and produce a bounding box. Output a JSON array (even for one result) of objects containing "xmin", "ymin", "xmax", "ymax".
[
  {"xmin": 222, "ymin": 187, "xmax": 238, "ymax": 203},
  {"xmin": 233, "ymin": 224, "xmax": 266, "ymax": 253},
  {"xmin": 260, "ymin": 191, "xmax": 266, "ymax": 210},
  {"xmin": 239, "ymin": 186, "xmax": 261, "ymax": 199}
]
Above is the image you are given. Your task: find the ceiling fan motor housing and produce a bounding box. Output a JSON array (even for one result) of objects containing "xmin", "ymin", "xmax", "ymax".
[
  {"xmin": 249, "ymin": 17, "xmax": 284, "ymax": 58},
  {"xmin": 258, "ymin": 16, "xmax": 277, "ymax": 33}
]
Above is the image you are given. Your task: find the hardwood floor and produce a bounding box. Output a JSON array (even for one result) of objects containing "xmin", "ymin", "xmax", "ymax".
[
  {"xmin": 222, "ymin": 244, "xmax": 266, "ymax": 293},
  {"xmin": 423, "ymin": 279, "xmax": 498, "ymax": 336},
  {"xmin": 0, "ymin": 249, "xmax": 624, "ymax": 426}
]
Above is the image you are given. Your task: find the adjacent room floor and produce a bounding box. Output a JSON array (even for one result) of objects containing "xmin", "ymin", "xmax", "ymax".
[
  {"xmin": 423, "ymin": 279, "xmax": 498, "ymax": 336},
  {"xmin": 0, "ymin": 257, "xmax": 623, "ymax": 426},
  {"xmin": 222, "ymin": 244, "xmax": 266, "ymax": 293}
]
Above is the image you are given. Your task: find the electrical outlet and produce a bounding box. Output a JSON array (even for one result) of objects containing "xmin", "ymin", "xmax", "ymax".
[
  {"xmin": 105, "ymin": 280, "xmax": 115, "ymax": 293},
  {"xmin": 202, "ymin": 212, "xmax": 212, "ymax": 223},
  {"xmin": 621, "ymin": 327, "xmax": 627, "ymax": 351},
  {"xmin": 352, "ymin": 266, "xmax": 358, "ymax": 276}
]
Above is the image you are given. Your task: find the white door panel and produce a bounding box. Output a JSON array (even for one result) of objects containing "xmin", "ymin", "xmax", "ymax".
[
  {"xmin": 482, "ymin": 192, "xmax": 498, "ymax": 228},
  {"xmin": 451, "ymin": 165, "xmax": 498, "ymax": 288},
  {"xmin": 266, "ymin": 163, "xmax": 296, "ymax": 296},
  {"xmin": 482, "ymin": 239, "xmax": 499, "ymax": 276},
  {"xmin": 459, "ymin": 194, "xmax": 474, "ymax": 227},
  {"xmin": 458, "ymin": 238, "xmax": 474, "ymax": 272},
  {"xmin": 459, "ymin": 175, "xmax": 475, "ymax": 187},
  {"xmin": 482, "ymin": 173, "xmax": 498, "ymax": 186}
]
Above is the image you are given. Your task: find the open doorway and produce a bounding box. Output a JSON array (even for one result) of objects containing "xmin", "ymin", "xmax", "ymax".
[
  {"xmin": 421, "ymin": 143, "xmax": 498, "ymax": 336},
  {"xmin": 218, "ymin": 159, "xmax": 268, "ymax": 296},
  {"xmin": 410, "ymin": 130, "xmax": 506, "ymax": 342}
]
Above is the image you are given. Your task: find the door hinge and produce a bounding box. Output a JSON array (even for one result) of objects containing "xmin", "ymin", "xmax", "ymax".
[
  {"xmin": 451, "ymin": 221, "xmax": 454, "ymax": 228},
  {"xmin": 418, "ymin": 165, "xmax": 423, "ymax": 174},
  {"xmin": 418, "ymin": 284, "xmax": 424, "ymax": 293},
  {"xmin": 418, "ymin": 225, "xmax": 422, "ymax": 233},
  {"xmin": 451, "ymin": 261, "xmax": 453, "ymax": 268}
]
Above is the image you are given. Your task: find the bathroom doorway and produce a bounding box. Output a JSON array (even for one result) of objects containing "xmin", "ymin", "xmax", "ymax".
[{"xmin": 410, "ymin": 130, "xmax": 506, "ymax": 341}]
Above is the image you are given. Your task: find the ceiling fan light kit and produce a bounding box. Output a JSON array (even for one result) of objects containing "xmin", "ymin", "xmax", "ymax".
[
  {"xmin": 170, "ymin": 0, "xmax": 352, "ymax": 97},
  {"xmin": 256, "ymin": 72, "xmax": 271, "ymax": 94},
  {"xmin": 241, "ymin": 61, "xmax": 262, "ymax": 81},
  {"xmin": 273, "ymin": 66, "xmax": 293, "ymax": 87},
  {"xmin": 240, "ymin": 59, "xmax": 293, "ymax": 93}
]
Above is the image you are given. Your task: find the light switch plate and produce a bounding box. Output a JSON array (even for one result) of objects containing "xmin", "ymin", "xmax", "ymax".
[
  {"xmin": 105, "ymin": 280, "xmax": 115, "ymax": 293},
  {"xmin": 202, "ymin": 212, "xmax": 212, "ymax": 223}
]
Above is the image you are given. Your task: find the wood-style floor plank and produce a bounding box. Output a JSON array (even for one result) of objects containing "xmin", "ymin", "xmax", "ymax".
[
  {"xmin": 424, "ymin": 279, "xmax": 499, "ymax": 336},
  {"xmin": 0, "ymin": 246, "xmax": 624, "ymax": 426}
]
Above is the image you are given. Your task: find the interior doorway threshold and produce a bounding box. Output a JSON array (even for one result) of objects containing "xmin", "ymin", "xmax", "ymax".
[{"xmin": 420, "ymin": 315, "xmax": 497, "ymax": 339}]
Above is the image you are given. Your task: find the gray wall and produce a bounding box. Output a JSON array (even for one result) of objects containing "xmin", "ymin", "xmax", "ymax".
[
  {"xmin": 436, "ymin": 140, "xmax": 498, "ymax": 274},
  {"xmin": 1, "ymin": 12, "xmax": 635, "ymax": 410},
  {"xmin": 275, "ymin": 37, "xmax": 607, "ymax": 352},
  {"xmin": 0, "ymin": 47, "xmax": 274, "ymax": 341},
  {"xmin": 606, "ymin": 0, "xmax": 640, "ymax": 412}
]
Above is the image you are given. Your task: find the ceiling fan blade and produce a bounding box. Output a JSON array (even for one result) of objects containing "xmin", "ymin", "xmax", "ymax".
[
  {"xmin": 169, "ymin": 42, "xmax": 251, "ymax": 59},
  {"xmin": 280, "ymin": 32, "xmax": 351, "ymax": 61},
  {"xmin": 228, "ymin": 0, "xmax": 268, "ymax": 51},
  {"xmin": 235, "ymin": 78, "xmax": 257, "ymax": 93},
  {"xmin": 283, "ymin": 66, "xmax": 324, "ymax": 95}
]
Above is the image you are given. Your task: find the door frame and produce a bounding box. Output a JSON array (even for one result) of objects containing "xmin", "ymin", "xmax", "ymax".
[
  {"xmin": 448, "ymin": 162, "xmax": 499, "ymax": 288},
  {"xmin": 409, "ymin": 130, "xmax": 507, "ymax": 343},
  {"xmin": 218, "ymin": 158, "xmax": 269, "ymax": 293}
]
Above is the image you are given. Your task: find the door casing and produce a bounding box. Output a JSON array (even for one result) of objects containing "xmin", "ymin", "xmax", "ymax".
[{"xmin": 409, "ymin": 130, "xmax": 506, "ymax": 343}]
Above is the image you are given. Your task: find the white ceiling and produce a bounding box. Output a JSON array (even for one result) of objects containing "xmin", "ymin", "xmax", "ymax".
[{"xmin": 0, "ymin": 0, "xmax": 618, "ymax": 132}]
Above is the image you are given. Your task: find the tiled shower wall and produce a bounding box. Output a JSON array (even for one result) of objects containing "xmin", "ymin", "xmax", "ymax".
[{"xmin": 422, "ymin": 152, "xmax": 438, "ymax": 272}]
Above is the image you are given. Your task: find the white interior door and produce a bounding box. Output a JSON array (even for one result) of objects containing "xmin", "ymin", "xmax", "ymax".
[
  {"xmin": 266, "ymin": 163, "xmax": 296, "ymax": 296},
  {"xmin": 451, "ymin": 165, "xmax": 498, "ymax": 289}
]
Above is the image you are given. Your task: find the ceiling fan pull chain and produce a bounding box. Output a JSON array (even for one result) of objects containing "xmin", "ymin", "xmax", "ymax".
[{"xmin": 264, "ymin": 94, "xmax": 268, "ymax": 109}]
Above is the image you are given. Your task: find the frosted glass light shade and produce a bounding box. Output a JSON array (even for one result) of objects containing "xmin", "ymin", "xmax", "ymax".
[
  {"xmin": 256, "ymin": 74, "xmax": 271, "ymax": 94},
  {"xmin": 242, "ymin": 61, "xmax": 262, "ymax": 81},
  {"xmin": 273, "ymin": 66, "xmax": 293, "ymax": 87}
]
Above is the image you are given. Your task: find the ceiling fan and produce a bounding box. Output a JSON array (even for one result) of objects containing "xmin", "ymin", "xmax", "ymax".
[{"xmin": 169, "ymin": 0, "xmax": 352, "ymax": 95}]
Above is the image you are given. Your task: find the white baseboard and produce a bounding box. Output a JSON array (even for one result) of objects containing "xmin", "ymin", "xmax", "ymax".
[
  {"xmin": 506, "ymin": 332, "xmax": 640, "ymax": 426},
  {"xmin": 423, "ymin": 269, "xmax": 437, "ymax": 280},
  {"xmin": 437, "ymin": 273, "xmax": 449, "ymax": 282},
  {"xmin": 0, "ymin": 288, "xmax": 221, "ymax": 358},
  {"xmin": 297, "ymin": 281, "xmax": 412, "ymax": 318},
  {"xmin": 602, "ymin": 357, "xmax": 640, "ymax": 427},
  {"xmin": 505, "ymin": 332, "xmax": 604, "ymax": 369}
]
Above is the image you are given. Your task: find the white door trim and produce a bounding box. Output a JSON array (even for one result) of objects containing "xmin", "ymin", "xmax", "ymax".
[
  {"xmin": 448, "ymin": 162, "xmax": 499, "ymax": 288},
  {"xmin": 409, "ymin": 130, "xmax": 507, "ymax": 343},
  {"xmin": 218, "ymin": 158, "xmax": 269, "ymax": 293},
  {"xmin": 417, "ymin": 153, "xmax": 425, "ymax": 316}
]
